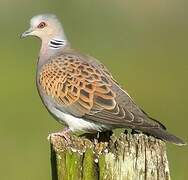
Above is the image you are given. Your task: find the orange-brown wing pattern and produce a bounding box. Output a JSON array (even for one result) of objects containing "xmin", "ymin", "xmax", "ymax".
[
  {"xmin": 39, "ymin": 55, "xmax": 117, "ymax": 117},
  {"xmin": 39, "ymin": 54, "xmax": 161, "ymax": 128}
]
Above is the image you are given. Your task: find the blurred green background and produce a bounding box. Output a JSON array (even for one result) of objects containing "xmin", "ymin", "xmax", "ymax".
[{"xmin": 0, "ymin": 0, "xmax": 187, "ymax": 179}]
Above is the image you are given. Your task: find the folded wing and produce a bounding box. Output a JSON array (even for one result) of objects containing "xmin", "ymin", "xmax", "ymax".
[{"xmin": 39, "ymin": 54, "xmax": 161, "ymax": 129}]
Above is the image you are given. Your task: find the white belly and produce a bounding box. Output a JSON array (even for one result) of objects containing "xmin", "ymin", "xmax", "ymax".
[{"xmin": 51, "ymin": 107, "xmax": 108, "ymax": 132}]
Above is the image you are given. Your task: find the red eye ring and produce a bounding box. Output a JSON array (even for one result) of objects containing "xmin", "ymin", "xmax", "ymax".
[{"xmin": 37, "ymin": 22, "xmax": 46, "ymax": 29}]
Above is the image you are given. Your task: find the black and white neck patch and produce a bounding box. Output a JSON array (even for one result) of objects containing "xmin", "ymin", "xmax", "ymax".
[{"xmin": 49, "ymin": 39, "xmax": 66, "ymax": 49}]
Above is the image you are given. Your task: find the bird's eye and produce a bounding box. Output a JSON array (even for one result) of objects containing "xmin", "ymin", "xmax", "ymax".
[{"xmin": 37, "ymin": 22, "xmax": 46, "ymax": 29}]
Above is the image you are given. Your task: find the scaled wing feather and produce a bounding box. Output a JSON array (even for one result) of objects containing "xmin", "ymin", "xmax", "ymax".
[{"xmin": 39, "ymin": 53, "xmax": 161, "ymax": 129}]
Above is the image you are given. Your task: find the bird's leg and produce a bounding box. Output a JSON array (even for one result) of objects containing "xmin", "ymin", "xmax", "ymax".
[
  {"xmin": 48, "ymin": 127, "xmax": 72, "ymax": 143},
  {"xmin": 131, "ymin": 129, "xmax": 140, "ymax": 134}
]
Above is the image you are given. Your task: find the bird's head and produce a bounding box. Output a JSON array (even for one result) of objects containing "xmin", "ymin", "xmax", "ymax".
[
  {"xmin": 21, "ymin": 14, "xmax": 66, "ymax": 41},
  {"xmin": 21, "ymin": 14, "xmax": 69, "ymax": 56}
]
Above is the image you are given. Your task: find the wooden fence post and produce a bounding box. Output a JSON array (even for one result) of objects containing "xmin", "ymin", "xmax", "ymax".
[{"xmin": 50, "ymin": 133, "xmax": 171, "ymax": 180}]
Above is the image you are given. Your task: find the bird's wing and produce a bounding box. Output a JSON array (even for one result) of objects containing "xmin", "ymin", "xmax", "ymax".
[{"xmin": 38, "ymin": 53, "xmax": 162, "ymax": 129}]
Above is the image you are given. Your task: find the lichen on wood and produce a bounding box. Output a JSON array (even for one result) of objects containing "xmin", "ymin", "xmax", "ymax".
[{"xmin": 50, "ymin": 132, "xmax": 171, "ymax": 180}]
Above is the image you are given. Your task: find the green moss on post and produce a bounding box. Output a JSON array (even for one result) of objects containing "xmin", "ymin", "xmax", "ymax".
[
  {"xmin": 50, "ymin": 133, "xmax": 171, "ymax": 180},
  {"xmin": 98, "ymin": 155, "xmax": 106, "ymax": 180},
  {"xmin": 82, "ymin": 149, "xmax": 97, "ymax": 180}
]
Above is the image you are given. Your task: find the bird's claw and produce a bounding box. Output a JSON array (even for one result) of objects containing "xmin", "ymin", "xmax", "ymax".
[{"xmin": 47, "ymin": 128, "xmax": 71, "ymax": 144}]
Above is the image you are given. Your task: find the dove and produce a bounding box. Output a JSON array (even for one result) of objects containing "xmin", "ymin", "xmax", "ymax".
[{"xmin": 21, "ymin": 14, "xmax": 186, "ymax": 145}]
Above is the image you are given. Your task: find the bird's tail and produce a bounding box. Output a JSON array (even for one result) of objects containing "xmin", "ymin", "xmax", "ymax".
[{"xmin": 142, "ymin": 127, "xmax": 187, "ymax": 146}]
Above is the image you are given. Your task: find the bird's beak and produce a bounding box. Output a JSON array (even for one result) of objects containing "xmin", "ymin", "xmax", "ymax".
[{"xmin": 20, "ymin": 27, "xmax": 34, "ymax": 38}]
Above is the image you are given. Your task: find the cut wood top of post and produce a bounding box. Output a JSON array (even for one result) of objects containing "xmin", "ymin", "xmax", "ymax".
[{"xmin": 50, "ymin": 133, "xmax": 166, "ymax": 157}]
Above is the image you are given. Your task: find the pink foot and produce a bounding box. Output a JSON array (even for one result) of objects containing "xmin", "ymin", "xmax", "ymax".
[{"xmin": 48, "ymin": 127, "xmax": 72, "ymax": 143}]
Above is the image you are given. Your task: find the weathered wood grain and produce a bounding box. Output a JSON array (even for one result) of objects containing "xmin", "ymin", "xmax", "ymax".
[{"xmin": 50, "ymin": 133, "xmax": 170, "ymax": 180}]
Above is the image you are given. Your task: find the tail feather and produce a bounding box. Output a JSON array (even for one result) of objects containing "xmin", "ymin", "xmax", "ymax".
[{"xmin": 142, "ymin": 128, "xmax": 187, "ymax": 146}]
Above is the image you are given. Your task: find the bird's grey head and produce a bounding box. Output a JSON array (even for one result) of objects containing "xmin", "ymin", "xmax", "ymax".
[{"xmin": 21, "ymin": 14, "xmax": 68, "ymax": 51}]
